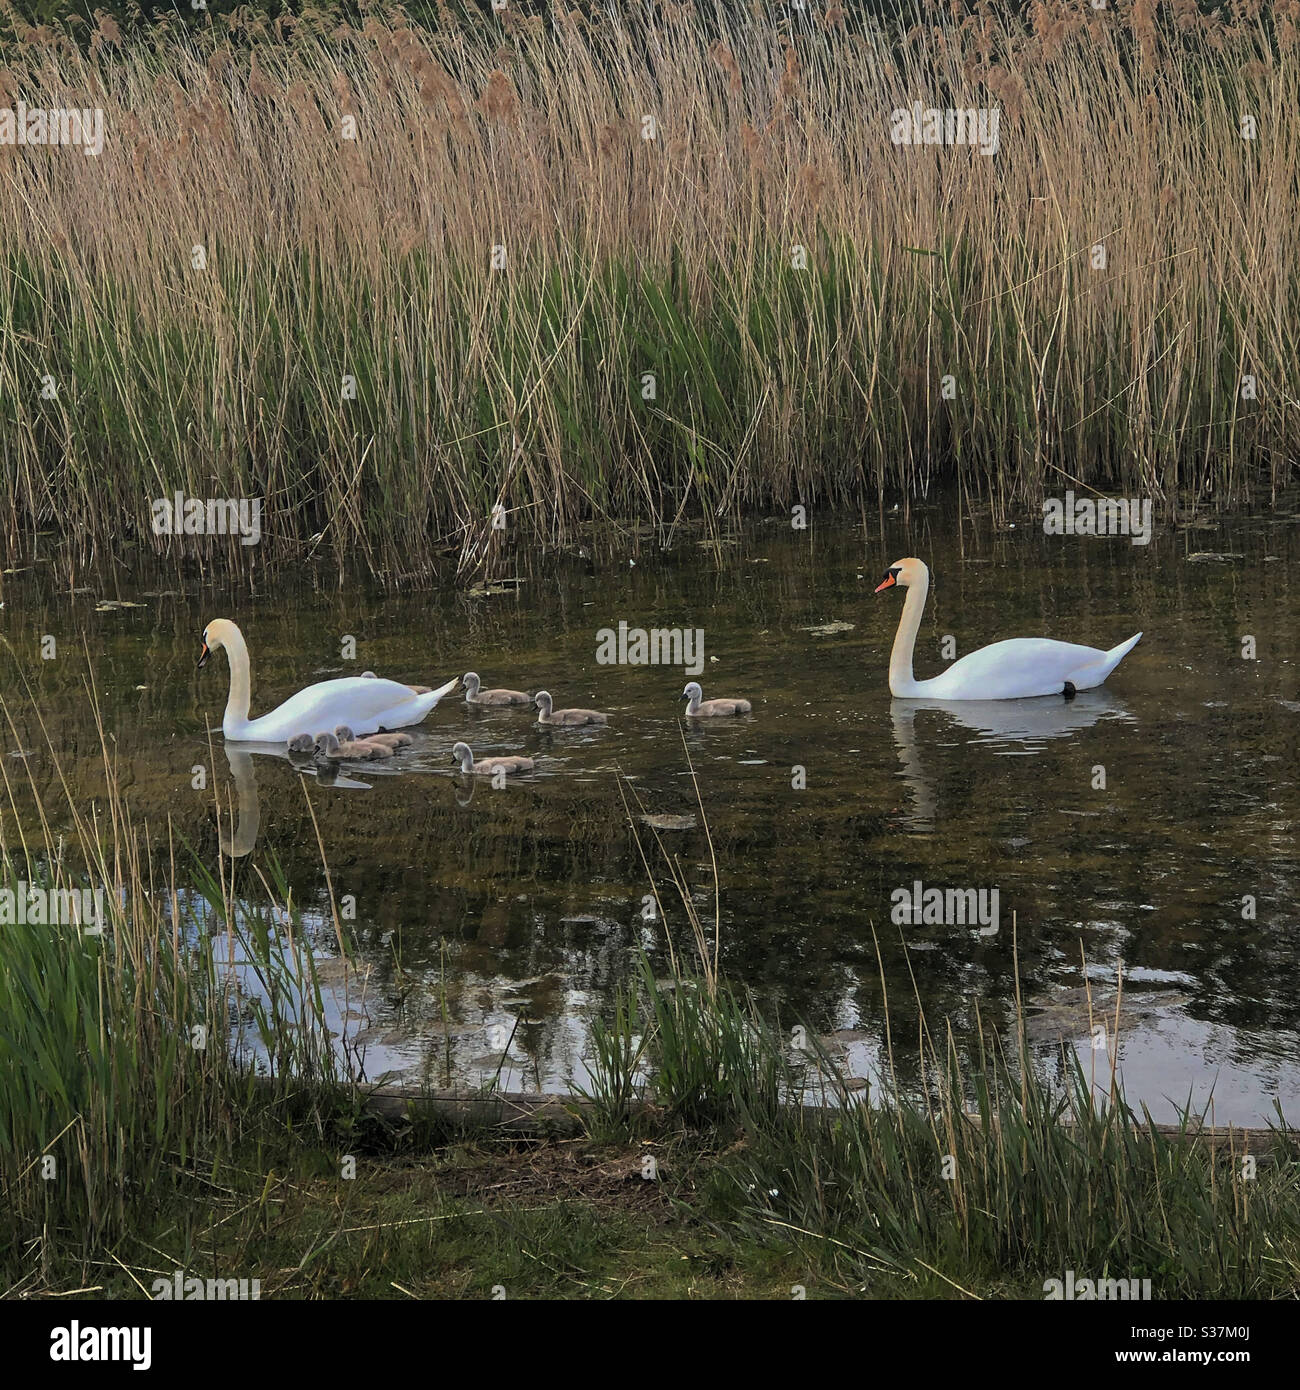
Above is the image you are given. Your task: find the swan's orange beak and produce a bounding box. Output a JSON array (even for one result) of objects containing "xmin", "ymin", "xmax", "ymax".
[
  {"xmin": 197, "ymin": 642, "xmax": 210, "ymax": 669},
  {"xmin": 874, "ymin": 572, "xmax": 897, "ymax": 593}
]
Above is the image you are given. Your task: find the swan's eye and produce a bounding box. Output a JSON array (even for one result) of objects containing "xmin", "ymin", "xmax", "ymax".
[{"xmin": 890, "ymin": 568, "xmax": 901, "ymax": 580}]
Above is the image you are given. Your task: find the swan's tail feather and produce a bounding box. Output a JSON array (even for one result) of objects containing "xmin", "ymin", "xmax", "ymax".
[
  {"xmin": 410, "ymin": 675, "xmax": 460, "ymax": 717},
  {"xmin": 1070, "ymin": 632, "xmax": 1142, "ymax": 691},
  {"xmin": 373, "ymin": 676, "xmax": 460, "ymax": 731},
  {"xmin": 1106, "ymin": 631, "xmax": 1142, "ymax": 666}
]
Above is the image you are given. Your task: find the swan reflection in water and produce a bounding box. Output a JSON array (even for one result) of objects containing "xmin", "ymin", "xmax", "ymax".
[
  {"xmin": 890, "ymin": 690, "xmax": 1134, "ymax": 830},
  {"xmin": 220, "ymin": 691, "xmax": 1134, "ymax": 854},
  {"xmin": 217, "ymin": 743, "xmax": 373, "ymax": 858}
]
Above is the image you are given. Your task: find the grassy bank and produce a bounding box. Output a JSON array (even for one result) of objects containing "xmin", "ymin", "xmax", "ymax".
[
  {"xmin": 0, "ymin": 688, "xmax": 344, "ymax": 1276},
  {"xmin": 8, "ymin": 930, "xmax": 1300, "ymax": 1298},
  {"xmin": 3, "ymin": 708, "xmax": 1298, "ymax": 1300},
  {"xmin": 0, "ymin": 2, "xmax": 1296, "ymax": 583}
]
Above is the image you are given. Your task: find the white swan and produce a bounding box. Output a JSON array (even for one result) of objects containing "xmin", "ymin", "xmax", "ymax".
[
  {"xmin": 198, "ymin": 619, "xmax": 458, "ymax": 741},
  {"xmin": 874, "ymin": 558, "xmax": 1141, "ymax": 700}
]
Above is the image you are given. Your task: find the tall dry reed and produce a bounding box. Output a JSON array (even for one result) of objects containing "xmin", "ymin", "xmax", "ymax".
[{"xmin": 0, "ymin": 1, "xmax": 1296, "ymax": 583}]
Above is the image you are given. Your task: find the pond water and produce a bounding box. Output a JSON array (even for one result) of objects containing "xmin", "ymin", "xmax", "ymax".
[{"xmin": 3, "ymin": 496, "xmax": 1298, "ymax": 1123}]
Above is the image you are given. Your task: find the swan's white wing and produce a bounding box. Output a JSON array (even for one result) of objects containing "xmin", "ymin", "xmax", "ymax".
[
  {"xmin": 233, "ymin": 676, "xmax": 457, "ymax": 741},
  {"xmin": 918, "ymin": 638, "xmax": 1108, "ymax": 700}
]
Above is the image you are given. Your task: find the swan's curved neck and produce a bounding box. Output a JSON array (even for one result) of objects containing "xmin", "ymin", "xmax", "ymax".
[
  {"xmin": 457, "ymin": 748, "xmax": 473, "ymax": 772},
  {"xmin": 221, "ymin": 628, "xmax": 252, "ymax": 728},
  {"xmin": 685, "ymin": 693, "xmax": 701, "ymax": 715},
  {"xmin": 889, "ymin": 570, "xmax": 929, "ymax": 697}
]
